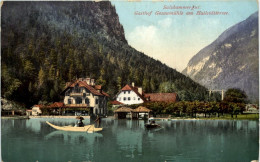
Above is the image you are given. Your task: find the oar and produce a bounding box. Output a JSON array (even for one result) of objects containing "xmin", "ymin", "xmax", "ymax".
[{"xmin": 86, "ymin": 124, "xmax": 95, "ymax": 133}]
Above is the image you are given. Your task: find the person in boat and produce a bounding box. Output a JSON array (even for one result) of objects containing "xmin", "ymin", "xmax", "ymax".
[
  {"xmin": 78, "ymin": 119, "xmax": 84, "ymax": 127},
  {"xmin": 75, "ymin": 116, "xmax": 85, "ymax": 127},
  {"xmin": 94, "ymin": 115, "xmax": 101, "ymax": 127},
  {"xmin": 148, "ymin": 117, "xmax": 156, "ymax": 125}
]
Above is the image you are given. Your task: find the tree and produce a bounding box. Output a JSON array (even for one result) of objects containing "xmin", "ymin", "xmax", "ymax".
[
  {"xmin": 224, "ymin": 88, "xmax": 248, "ymax": 103},
  {"xmin": 117, "ymin": 76, "xmax": 122, "ymax": 91},
  {"xmin": 96, "ymin": 68, "xmax": 106, "ymax": 86},
  {"xmin": 38, "ymin": 67, "xmax": 45, "ymax": 88}
]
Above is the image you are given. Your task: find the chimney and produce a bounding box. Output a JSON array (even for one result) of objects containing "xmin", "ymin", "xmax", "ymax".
[
  {"xmin": 91, "ymin": 79, "xmax": 95, "ymax": 86},
  {"xmin": 132, "ymin": 82, "xmax": 135, "ymax": 87},
  {"xmin": 138, "ymin": 87, "xmax": 142, "ymax": 95},
  {"xmin": 85, "ymin": 78, "xmax": 91, "ymax": 85}
]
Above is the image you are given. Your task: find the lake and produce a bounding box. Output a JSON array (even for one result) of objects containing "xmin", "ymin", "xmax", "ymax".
[{"xmin": 1, "ymin": 118, "xmax": 259, "ymax": 162}]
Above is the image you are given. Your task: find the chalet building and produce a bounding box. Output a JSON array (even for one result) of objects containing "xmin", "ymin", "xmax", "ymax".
[
  {"xmin": 115, "ymin": 83, "xmax": 178, "ymax": 105},
  {"xmin": 115, "ymin": 83, "xmax": 146, "ymax": 105},
  {"xmin": 60, "ymin": 78, "xmax": 109, "ymax": 116}
]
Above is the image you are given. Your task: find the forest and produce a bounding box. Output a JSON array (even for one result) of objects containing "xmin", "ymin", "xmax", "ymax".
[{"xmin": 1, "ymin": 1, "xmax": 210, "ymax": 108}]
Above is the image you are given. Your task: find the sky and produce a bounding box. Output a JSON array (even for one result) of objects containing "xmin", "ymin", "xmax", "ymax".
[{"xmin": 111, "ymin": 0, "xmax": 258, "ymax": 72}]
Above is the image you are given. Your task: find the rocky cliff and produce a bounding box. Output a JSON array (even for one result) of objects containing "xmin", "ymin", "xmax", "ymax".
[{"xmin": 182, "ymin": 12, "xmax": 259, "ymax": 102}]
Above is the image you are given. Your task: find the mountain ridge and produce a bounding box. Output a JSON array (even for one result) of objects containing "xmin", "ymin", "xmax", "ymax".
[{"xmin": 182, "ymin": 11, "xmax": 259, "ymax": 102}]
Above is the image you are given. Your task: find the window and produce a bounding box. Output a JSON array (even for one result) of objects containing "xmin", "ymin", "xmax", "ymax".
[
  {"xmin": 76, "ymin": 98, "xmax": 82, "ymax": 104},
  {"xmin": 85, "ymin": 98, "xmax": 89, "ymax": 104},
  {"xmin": 95, "ymin": 99, "xmax": 99, "ymax": 104},
  {"xmin": 123, "ymin": 97, "xmax": 126, "ymax": 101},
  {"xmin": 133, "ymin": 97, "xmax": 135, "ymax": 100},
  {"xmin": 128, "ymin": 97, "xmax": 131, "ymax": 101},
  {"xmin": 124, "ymin": 91, "xmax": 126, "ymax": 94},
  {"xmin": 68, "ymin": 99, "xmax": 72, "ymax": 104},
  {"xmin": 138, "ymin": 98, "xmax": 140, "ymax": 101},
  {"xmin": 128, "ymin": 91, "xmax": 130, "ymax": 94},
  {"xmin": 75, "ymin": 84, "xmax": 80, "ymax": 93}
]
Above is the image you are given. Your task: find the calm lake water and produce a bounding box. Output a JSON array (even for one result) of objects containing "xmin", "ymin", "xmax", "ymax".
[{"xmin": 1, "ymin": 118, "xmax": 259, "ymax": 162}]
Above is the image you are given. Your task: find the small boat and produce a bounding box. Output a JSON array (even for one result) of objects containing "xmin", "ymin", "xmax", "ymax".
[
  {"xmin": 145, "ymin": 117, "xmax": 161, "ymax": 129},
  {"xmin": 46, "ymin": 121, "xmax": 103, "ymax": 132},
  {"xmin": 145, "ymin": 123, "xmax": 161, "ymax": 129}
]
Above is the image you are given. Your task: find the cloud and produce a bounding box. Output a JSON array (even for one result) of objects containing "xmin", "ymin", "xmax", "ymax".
[
  {"xmin": 130, "ymin": 25, "xmax": 158, "ymax": 42},
  {"xmin": 158, "ymin": 17, "xmax": 172, "ymax": 28},
  {"xmin": 126, "ymin": 18, "xmax": 198, "ymax": 72},
  {"xmin": 127, "ymin": 25, "xmax": 159, "ymax": 53}
]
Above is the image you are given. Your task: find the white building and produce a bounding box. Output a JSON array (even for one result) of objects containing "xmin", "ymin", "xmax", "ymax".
[
  {"xmin": 115, "ymin": 83, "xmax": 145, "ymax": 105},
  {"xmin": 115, "ymin": 83, "xmax": 178, "ymax": 106},
  {"xmin": 31, "ymin": 105, "xmax": 42, "ymax": 116},
  {"xmin": 61, "ymin": 78, "xmax": 109, "ymax": 116}
]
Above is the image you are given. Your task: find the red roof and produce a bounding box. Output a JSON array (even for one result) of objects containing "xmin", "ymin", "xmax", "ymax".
[
  {"xmin": 110, "ymin": 100, "xmax": 123, "ymax": 105},
  {"xmin": 33, "ymin": 105, "xmax": 44, "ymax": 108},
  {"xmin": 121, "ymin": 84, "xmax": 133, "ymax": 91},
  {"xmin": 101, "ymin": 91, "xmax": 109, "ymax": 97},
  {"xmin": 95, "ymin": 85, "xmax": 102, "ymax": 90},
  {"xmin": 49, "ymin": 102, "xmax": 64, "ymax": 108},
  {"xmin": 121, "ymin": 84, "xmax": 146, "ymax": 101},
  {"xmin": 144, "ymin": 93, "xmax": 178, "ymax": 102},
  {"xmin": 61, "ymin": 80, "xmax": 109, "ymax": 97}
]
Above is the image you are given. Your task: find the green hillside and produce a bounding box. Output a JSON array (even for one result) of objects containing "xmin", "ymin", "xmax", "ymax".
[{"xmin": 1, "ymin": 1, "xmax": 208, "ymax": 107}]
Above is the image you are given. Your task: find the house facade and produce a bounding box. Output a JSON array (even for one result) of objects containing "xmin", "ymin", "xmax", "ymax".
[
  {"xmin": 115, "ymin": 83, "xmax": 146, "ymax": 105},
  {"xmin": 115, "ymin": 83, "xmax": 178, "ymax": 105},
  {"xmin": 61, "ymin": 78, "xmax": 109, "ymax": 116},
  {"xmin": 32, "ymin": 105, "xmax": 43, "ymax": 116}
]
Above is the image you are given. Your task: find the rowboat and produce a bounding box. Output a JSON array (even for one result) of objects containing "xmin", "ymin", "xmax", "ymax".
[
  {"xmin": 145, "ymin": 117, "xmax": 161, "ymax": 129},
  {"xmin": 46, "ymin": 121, "xmax": 103, "ymax": 132},
  {"xmin": 145, "ymin": 123, "xmax": 161, "ymax": 129}
]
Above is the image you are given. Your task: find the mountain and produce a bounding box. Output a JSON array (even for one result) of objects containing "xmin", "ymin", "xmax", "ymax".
[
  {"xmin": 1, "ymin": 1, "xmax": 208, "ymax": 107},
  {"xmin": 182, "ymin": 12, "xmax": 259, "ymax": 102}
]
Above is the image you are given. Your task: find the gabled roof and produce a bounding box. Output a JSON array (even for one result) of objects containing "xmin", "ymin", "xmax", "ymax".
[
  {"xmin": 110, "ymin": 100, "xmax": 123, "ymax": 105},
  {"xmin": 132, "ymin": 106, "xmax": 151, "ymax": 113},
  {"xmin": 114, "ymin": 107, "xmax": 133, "ymax": 113},
  {"xmin": 32, "ymin": 105, "xmax": 44, "ymax": 108},
  {"xmin": 61, "ymin": 80, "xmax": 109, "ymax": 97},
  {"xmin": 120, "ymin": 84, "xmax": 146, "ymax": 101},
  {"xmin": 144, "ymin": 93, "xmax": 177, "ymax": 102}
]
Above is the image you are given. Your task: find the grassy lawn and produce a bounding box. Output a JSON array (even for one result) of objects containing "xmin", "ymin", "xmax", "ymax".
[
  {"xmin": 218, "ymin": 114, "xmax": 259, "ymax": 120},
  {"xmin": 171, "ymin": 114, "xmax": 259, "ymax": 120}
]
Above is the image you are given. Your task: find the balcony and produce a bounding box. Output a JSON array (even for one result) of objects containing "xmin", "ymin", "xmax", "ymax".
[
  {"xmin": 65, "ymin": 104, "xmax": 88, "ymax": 108},
  {"xmin": 70, "ymin": 93, "xmax": 84, "ymax": 97}
]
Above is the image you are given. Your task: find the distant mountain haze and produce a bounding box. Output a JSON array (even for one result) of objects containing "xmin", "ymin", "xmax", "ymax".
[{"xmin": 183, "ymin": 12, "xmax": 259, "ymax": 102}]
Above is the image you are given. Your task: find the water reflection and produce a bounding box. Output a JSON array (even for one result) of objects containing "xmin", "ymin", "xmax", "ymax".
[
  {"xmin": 45, "ymin": 130, "xmax": 103, "ymax": 144},
  {"xmin": 1, "ymin": 118, "xmax": 259, "ymax": 162},
  {"xmin": 26, "ymin": 118, "xmax": 41, "ymax": 133}
]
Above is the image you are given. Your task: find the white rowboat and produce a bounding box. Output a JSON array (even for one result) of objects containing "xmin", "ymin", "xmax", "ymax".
[{"xmin": 46, "ymin": 121, "xmax": 103, "ymax": 132}]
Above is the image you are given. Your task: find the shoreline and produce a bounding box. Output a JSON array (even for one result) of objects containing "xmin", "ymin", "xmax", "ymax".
[
  {"xmin": 1, "ymin": 115, "xmax": 258, "ymax": 121},
  {"xmin": 1, "ymin": 115, "xmax": 91, "ymax": 119}
]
